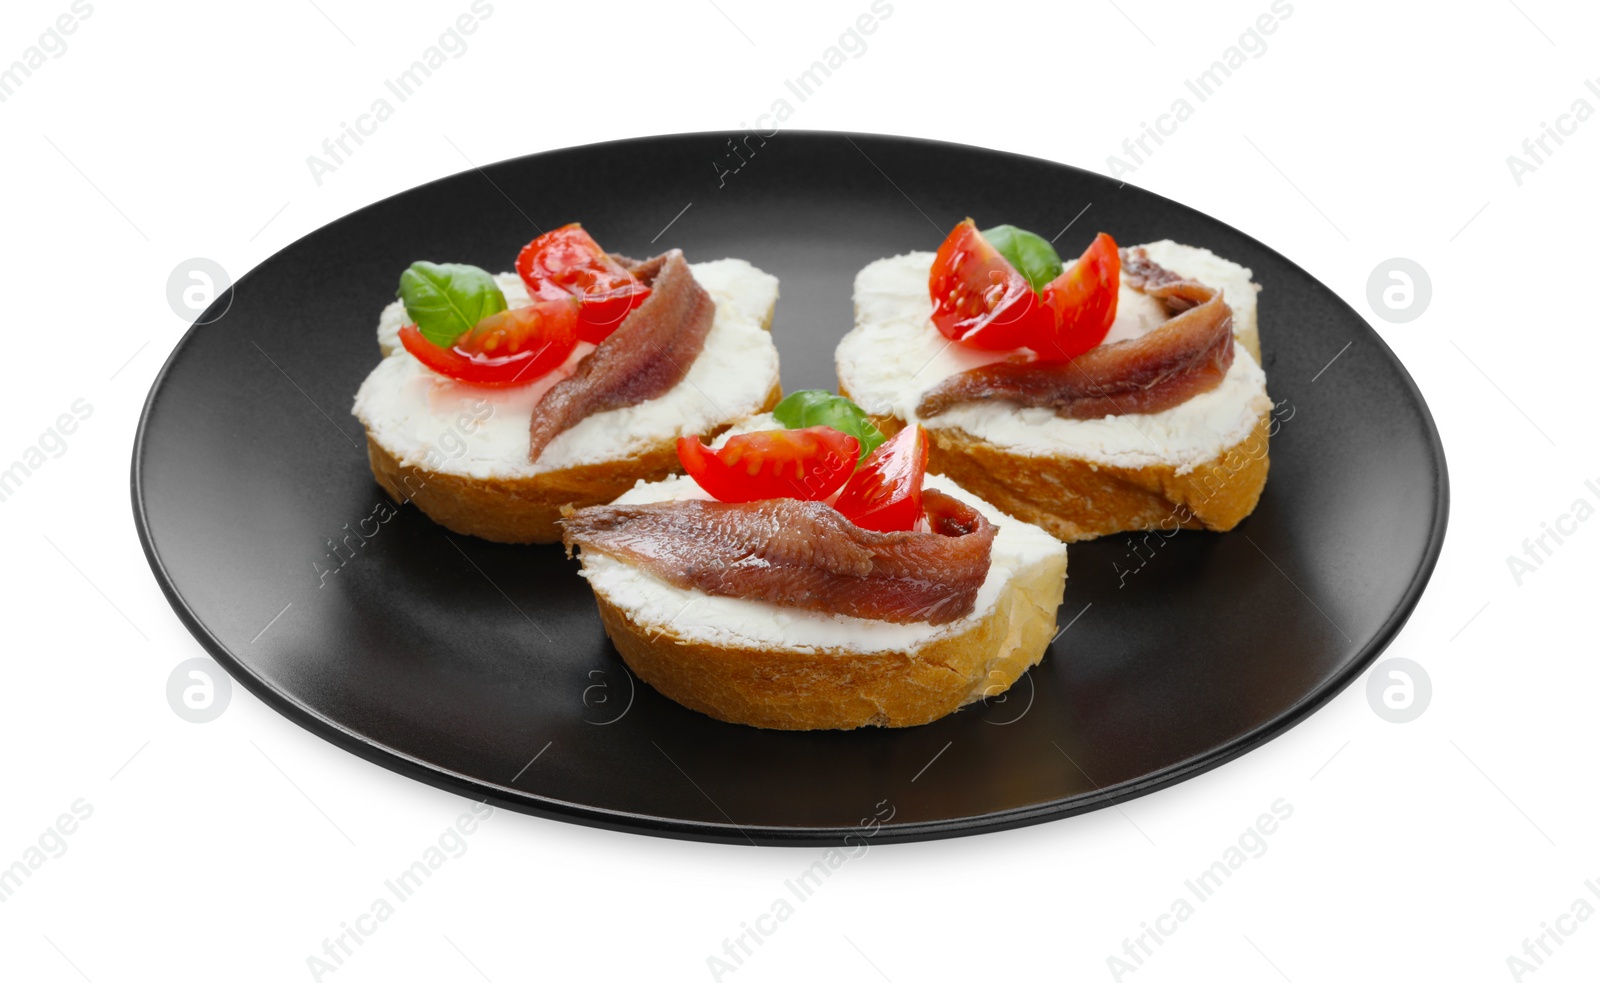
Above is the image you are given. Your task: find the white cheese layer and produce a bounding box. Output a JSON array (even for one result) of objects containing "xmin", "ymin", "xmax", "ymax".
[
  {"xmin": 835, "ymin": 242, "xmax": 1272, "ymax": 475},
  {"xmin": 352, "ymin": 259, "xmax": 781, "ymax": 478},
  {"xmin": 577, "ymin": 415, "xmax": 1066, "ymax": 654}
]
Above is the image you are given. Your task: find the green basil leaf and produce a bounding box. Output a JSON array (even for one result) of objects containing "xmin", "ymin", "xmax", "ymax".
[
  {"xmin": 772, "ymin": 390, "xmax": 886, "ymax": 462},
  {"xmin": 982, "ymin": 224, "xmax": 1063, "ymax": 294},
  {"xmin": 397, "ymin": 262, "xmax": 508, "ymax": 348}
]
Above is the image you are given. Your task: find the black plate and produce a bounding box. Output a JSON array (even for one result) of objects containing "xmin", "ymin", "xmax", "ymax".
[{"xmin": 132, "ymin": 132, "xmax": 1448, "ymax": 845}]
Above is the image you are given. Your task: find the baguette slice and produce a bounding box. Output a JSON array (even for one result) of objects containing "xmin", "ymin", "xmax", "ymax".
[
  {"xmin": 836, "ymin": 242, "xmax": 1273, "ymax": 543},
  {"xmin": 354, "ymin": 259, "xmax": 782, "ymax": 544},
  {"xmin": 569, "ymin": 459, "xmax": 1068, "ymax": 730},
  {"xmin": 364, "ymin": 382, "xmax": 782, "ymax": 544},
  {"xmin": 843, "ymin": 401, "xmax": 1270, "ymax": 545}
]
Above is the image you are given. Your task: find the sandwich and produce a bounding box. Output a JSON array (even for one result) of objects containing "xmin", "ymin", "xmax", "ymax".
[
  {"xmin": 835, "ymin": 219, "xmax": 1272, "ymax": 542},
  {"xmin": 560, "ymin": 393, "xmax": 1068, "ymax": 730},
  {"xmin": 353, "ymin": 224, "xmax": 782, "ymax": 543}
]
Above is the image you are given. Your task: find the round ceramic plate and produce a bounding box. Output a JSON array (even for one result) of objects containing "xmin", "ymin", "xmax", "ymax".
[{"xmin": 132, "ymin": 131, "xmax": 1448, "ymax": 845}]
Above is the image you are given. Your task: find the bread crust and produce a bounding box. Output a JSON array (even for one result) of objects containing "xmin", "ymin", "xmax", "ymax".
[
  {"xmin": 366, "ymin": 381, "xmax": 782, "ymax": 544},
  {"xmin": 842, "ymin": 384, "xmax": 1270, "ymax": 544},
  {"xmin": 586, "ymin": 545, "xmax": 1068, "ymax": 730}
]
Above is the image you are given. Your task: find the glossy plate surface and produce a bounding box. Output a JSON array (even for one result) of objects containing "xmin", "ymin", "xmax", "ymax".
[{"xmin": 133, "ymin": 132, "xmax": 1448, "ymax": 844}]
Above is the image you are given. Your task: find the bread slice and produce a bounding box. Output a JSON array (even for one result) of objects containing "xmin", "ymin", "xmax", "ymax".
[
  {"xmin": 570, "ymin": 468, "xmax": 1068, "ymax": 730},
  {"xmin": 846, "ymin": 396, "xmax": 1270, "ymax": 544},
  {"xmin": 835, "ymin": 242, "xmax": 1273, "ymax": 543},
  {"xmin": 365, "ymin": 381, "xmax": 782, "ymax": 543},
  {"xmin": 354, "ymin": 259, "xmax": 782, "ymax": 544}
]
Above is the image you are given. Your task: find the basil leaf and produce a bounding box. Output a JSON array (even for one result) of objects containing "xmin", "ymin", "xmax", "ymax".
[
  {"xmin": 982, "ymin": 224, "xmax": 1063, "ymax": 294},
  {"xmin": 397, "ymin": 262, "xmax": 507, "ymax": 348},
  {"xmin": 772, "ymin": 390, "xmax": 886, "ymax": 462}
]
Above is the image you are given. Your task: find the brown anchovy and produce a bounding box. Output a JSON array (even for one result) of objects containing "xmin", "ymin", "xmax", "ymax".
[
  {"xmin": 915, "ymin": 248, "xmax": 1236, "ymax": 421},
  {"xmin": 561, "ymin": 491, "xmax": 996, "ymax": 625},
  {"xmin": 529, "ymin": 249, "xmax": 713, "ymax": 461}
]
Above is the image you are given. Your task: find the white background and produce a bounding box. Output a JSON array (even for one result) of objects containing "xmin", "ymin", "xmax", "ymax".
[{"xmin": 2, "ymin": 0, "xmax": 1597, "ymax": 980}]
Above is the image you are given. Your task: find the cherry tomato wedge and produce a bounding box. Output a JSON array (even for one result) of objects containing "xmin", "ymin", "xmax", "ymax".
[
  {"xmin": 676, "ymin": 426, "xmax": 859, "ymax": 503},
  {"xmin": 928, "ymin": 219, "xmax": 1051, "ymax": 351},
  {"xmin": 516, "ymin": 223, "xmax": 651, "ymax": 344},
  {"xmin": 399, "ymin": 299, "xmax": 579, "ymax": 388},
  {"xmin": 1033, "ymin": 232, "xmax": 1121, "ymax": 362},
  {"xmin": 833, "ymin": 424, "xmax": 929, "ymax": 532}
]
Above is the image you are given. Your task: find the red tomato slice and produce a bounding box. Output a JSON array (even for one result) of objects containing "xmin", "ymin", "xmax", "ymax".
[
  {"xmin": 1033, "ymin": 232, "xmax": 1121, "ymax": 362},
  {"xmin": 833, "ymin": 424, "xmax": 929, "ymax": 532},
  {"xmin": 929, "ymin": 219, "xmax": 1050, "ymax": 351},
  {"xmin": 516, "ymin": 224, "xmax": 651, "ymax": 344},
  {"xmin": 399, "ymin": 299, "xmax": 579, "ymax": 388},
  {"xmin": 676, "ymin": 426, "xmax": 859, "ymax": 503}
]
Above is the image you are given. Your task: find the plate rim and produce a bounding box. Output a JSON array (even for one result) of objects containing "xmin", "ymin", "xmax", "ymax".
[{"xmin": 130, "ymin": 129, "xmax": 1451, "ymax": 846}]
